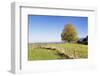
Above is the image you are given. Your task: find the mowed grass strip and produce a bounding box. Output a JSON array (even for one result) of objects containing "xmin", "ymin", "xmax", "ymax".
[{"xmin": 28, "ymin": 43, "xmax": 88, "ymax": 60}]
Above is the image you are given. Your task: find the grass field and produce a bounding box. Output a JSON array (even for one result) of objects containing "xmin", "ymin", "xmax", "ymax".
[{"xmin": 28, "ymin": 43, "xmax": 88, "ymax": 60}]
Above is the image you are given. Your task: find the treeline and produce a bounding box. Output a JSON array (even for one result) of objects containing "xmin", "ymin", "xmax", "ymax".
[{"xmin": 77, "ymin": 36, "xmax": 88, "ymax": 45}]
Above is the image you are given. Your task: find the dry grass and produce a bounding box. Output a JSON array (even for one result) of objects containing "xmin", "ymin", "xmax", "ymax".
[{"xmin": 28, "ymin": 43, "xmax": 88, "ymax": 60}]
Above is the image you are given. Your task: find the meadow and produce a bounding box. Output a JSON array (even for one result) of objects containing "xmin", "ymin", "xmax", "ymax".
[{"xmin": 28, "ymin": 43, "xmax": 88, "ymax": 60}]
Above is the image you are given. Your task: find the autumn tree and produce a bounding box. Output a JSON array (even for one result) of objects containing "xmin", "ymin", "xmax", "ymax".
[{"xmin": 61, "ymin": 23, "xmax": 78, "ymax": 42}]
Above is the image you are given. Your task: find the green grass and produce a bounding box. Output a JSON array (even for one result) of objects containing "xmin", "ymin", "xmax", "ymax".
[
  {"xmin": 28, "ymin": 48, "xmax": 66, "ymax": 60},
  {"xmin": 28, "ymin": 43, "xmax": 88, "ymax": 60}
]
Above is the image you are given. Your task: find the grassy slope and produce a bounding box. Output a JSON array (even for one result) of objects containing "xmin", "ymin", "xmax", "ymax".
[
  {"xmin": 28, "ymin": 48, "xmax": 66, "ymax": 60},
  {"xmin": 49, "ymin": 43, "xmax": 88, "ymax": 58},
  {"xmin": 28, "ymin": 43, "xmax": 88, "ymax": 60}
]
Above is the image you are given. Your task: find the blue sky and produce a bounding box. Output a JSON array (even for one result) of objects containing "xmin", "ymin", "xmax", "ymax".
[{"xmin": 28, "ymin": 15, "xmax": 88, "ymax": 43}]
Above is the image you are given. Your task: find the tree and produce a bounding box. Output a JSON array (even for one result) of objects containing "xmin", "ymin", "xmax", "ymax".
[{"xmin": 61, "ymin": 23, "xmax": 78, "ymax": 42}]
